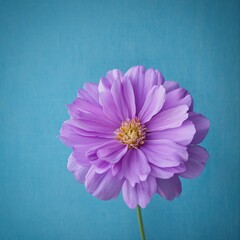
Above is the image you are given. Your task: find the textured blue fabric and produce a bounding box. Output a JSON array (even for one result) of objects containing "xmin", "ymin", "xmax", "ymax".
[{"xmin": 0, "ymin": 0, "xmax": 239, "ymax": 239}]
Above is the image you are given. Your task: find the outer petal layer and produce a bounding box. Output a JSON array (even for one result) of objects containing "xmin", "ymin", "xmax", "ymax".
[
  {"xmin": 189, "ymin": 112, "xmax": 210, "ymax": 144},
  {"xmin": 156, "ymin": 175, "xmax": 182, "ymax": 200},
  {"xmin": 122, "ymin": 176, "xmax": 157, "ymax": 209},
  {"xmin": 162, "ymin": 88, "xmax": 192, "ymax": 110},
  {"xmin": 67, "ymin": 152, "xmax": 90, "ymax": 183},
  {"xmin": 141, "ymin": 140, "xmax": 188, "ymax": 168},
  {"xmin": 163, "ymin": 80, "xmax": 179, "ymax": 92},
  {"xmin": 60, "ymin": 119, "xmax": 109, "ymax": 147},
  {"xmin": 179, "ymin": 145, "xmax": 209, "ymax": 178},
  {"xmin": 147, "ymin": 120, "xmax": 196, "ymax": 145},
  {"xmin": 85, "ymin": 168, "xmax": 123, "ymax": 200}
]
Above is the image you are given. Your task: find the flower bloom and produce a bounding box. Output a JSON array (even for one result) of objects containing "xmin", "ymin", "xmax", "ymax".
[{"xmin": 60, "ymin": 66, "xmax": 210, "ymax": 208}]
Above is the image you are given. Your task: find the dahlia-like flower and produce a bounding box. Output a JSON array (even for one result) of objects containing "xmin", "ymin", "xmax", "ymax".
[{"xmin": 60, "ymin": 66, "xmax": 209, "ymax": 209}]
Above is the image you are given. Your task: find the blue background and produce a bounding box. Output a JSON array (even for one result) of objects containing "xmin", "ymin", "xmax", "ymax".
[{"xmin": 0, "ymin": 0, "xmax": 239, "ymax": 239}]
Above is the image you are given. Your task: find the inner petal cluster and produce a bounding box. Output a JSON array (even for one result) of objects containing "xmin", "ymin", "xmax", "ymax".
[{"xmin": 115, "ymin": 118, "xmax": 146, "ymax": 149}]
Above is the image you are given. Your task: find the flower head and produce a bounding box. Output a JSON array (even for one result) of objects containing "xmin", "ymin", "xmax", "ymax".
[{"xmin": 60, "ymin": 66, "xmax": 210, "ymax": 208}]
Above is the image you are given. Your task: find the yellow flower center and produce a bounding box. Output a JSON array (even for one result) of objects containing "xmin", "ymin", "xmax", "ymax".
[{"xmin": 115, "ymin": 118, "xmax": 146, "ymax": 149}]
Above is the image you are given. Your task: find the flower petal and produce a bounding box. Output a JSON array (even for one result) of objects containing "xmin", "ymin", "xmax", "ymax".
[
  {"xmin": 97, "ymin": 141, "xmax": 128, "ymax": 163},
  {"xmin": 163, "ymin": 80, "xmax": 179, "ymax": 92},
  {"xmin": 146, "ymin": 105, "xmax": 189, "ymax": 132},
  {"xmin": 69, "ymin": 147, "xmax": 91, "ymax": 167},
  {"xmin": 141, "ymin": 140, "xmax": 188, "ymax": 168},
  {"xmin": 122, "ymin": 175, "xmax": 157, "ymax": 209},
  {"xmin": 98, "ymin": 77, "xmax": 113, "ymax": 94},
  {"xmin": 147, "ymin": 120, "xmax": 196, "ymax": 145},
  {"xmin": 60, "ymin": 119, "xmax": 109, "ymax": 147},
  {"xmin": 151, "ymin": 163, "xmax": 186, "ymax": 179},
  {"xmin": 108, "ymin": 77, "xmax": 136, "ymax": 120},
  {"xmin": 106, "ymin": 69, "xmax": 123, "ymax": 82},
  {"xmin": 67, "ymin": 98, "xmax": 103, "ymax": 117},
  {"xmin": 76, "ymin": 113, "xmax": 117, "ymax": 133},
  {"xmin": 111, "ymin": 160, "xmax": 122, "ymax": 177},
  {"xmin": 83, "ymin": 82, "xmax": 99, "ymax": 104},
  {"xmin": 165, "ymin": 164, "xmax": 186, "ymax": 174},
  {"xmin": 189, "ymin": 112, "xmax": 210, "ymax": 144},
  {"xmin": 78, "ymin": 83, "xmax": 100, "ymax": 105},
  {"xmin": 92, "ymin": 161, "xmax": 112, "ymax": 174},
  {"xmin": 85, "ymin": 168, "xmax": 123, "ymax": 200},
  {"xmin": 125, "ymin": 66, "xmax": 165, "ymax": 114},
  {"xmin": 138, "ymin": 85, "xmax": 166, "ymax": 123},
  {"xmin": 154, "ymin": 69, "xmax": 165, "ymax": 85},
  {"xmin": 163, "ymin": 88, "xmax": 192, "ymax": 110},
  {"xmin": 144, "ymin": 68, "xmax": 164, "ymax": 85},
  {"xmin": 156, "ymin": 175, "xmax": 182, "ymax": 200},
  {"xmin": 111, "ymin": 78, "xmax": 128, "ymax": 120},
  {"xmin": 122, "ymin": 149, "xmax": 151, "ymax": 187},
  {"xmin": 137, "ymin": 175, "xmax": 157, "ymax": 208},
  {"xmin": 121, "ymin": 76, "xmax": 136, "ymax": 119},
  {"xmin": 99, "ymin": 91, "xmax": 122, "ymax": 125},
  {"xmin": 125, "ymin": 66, "xmax": 146, "ymax": 113},
  {"xmin": 179, "ymin": 145, "xmax": 209, "ymax": 178},
  {"xmin": 122, "ymin": 180, "xmax": 138, "ymax": 209},
  {"xmin": 98, "ymin": 69, "xmax": 122, "ymax": 94},
  {"xmin": 67, "ymin": 152, "xmax": 89, "ymax": 171},
  {"xmin": 67, "ymin": 153, "xmax": 90, "ymax": 183},
  {"xmin": 150, "ymin": 164, "xmax": 174, "ymax": 179},
  {"xmin": 74, "ymin": 166, "xmax": 90, "ymax": 183}
]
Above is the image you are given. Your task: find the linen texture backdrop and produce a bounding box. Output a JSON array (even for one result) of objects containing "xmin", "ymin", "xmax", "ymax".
[{"xmin": 0, "ymin": 0, "xmax": 239, "ymax": 239}]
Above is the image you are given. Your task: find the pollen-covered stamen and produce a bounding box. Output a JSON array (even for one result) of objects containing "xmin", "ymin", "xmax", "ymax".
[{"xmin": 115, "ymin": 118, "xmax": 146, "ymax": 149}]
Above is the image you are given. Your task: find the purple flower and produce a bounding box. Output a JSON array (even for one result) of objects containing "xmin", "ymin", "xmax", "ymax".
[{"xmin": 60, "ymin": 66, "xmax": 210, "ymax": 209}]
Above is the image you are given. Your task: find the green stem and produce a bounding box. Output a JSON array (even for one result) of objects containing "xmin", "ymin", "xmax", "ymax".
[{"xmin": 136, "ymin": 205, "xmax": 146, "ymax": 240}]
